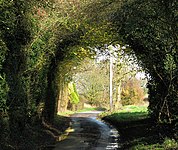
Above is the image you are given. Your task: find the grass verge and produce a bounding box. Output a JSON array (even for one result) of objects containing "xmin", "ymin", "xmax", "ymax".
[{"xmin": 101, "ymin": 105, "xmax": 178, "ymax": 150}]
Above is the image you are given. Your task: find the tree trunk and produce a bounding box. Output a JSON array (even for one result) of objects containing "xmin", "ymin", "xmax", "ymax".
[
  {"xmin": 44, "ymin": 59, "xmax": 57, "ymax": 123},
  {"xmin": 57, "ymin": 83, "xmax": 69, "ymax": 113},
  {"xmin": 114, "ymin": 80, "xmax": 122, "ymax": 111}
]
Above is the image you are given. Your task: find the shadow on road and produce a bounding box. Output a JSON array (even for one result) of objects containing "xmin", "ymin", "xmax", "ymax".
[{"xmin": 54, "ymin": 111, "xmax": 119, "ymax": 150}]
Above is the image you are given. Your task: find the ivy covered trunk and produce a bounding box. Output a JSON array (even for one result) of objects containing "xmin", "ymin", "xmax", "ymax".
[
  {"xmin": 1, "ymin": 0, "xmax": 32, "ymax": 141},
  {"xmin": 3, "ymin": 36, "xmax": 28, "ymax": 139},
  {"xmin": 44, "ymin": 58, "xmax": 57, "ymax": 123}
]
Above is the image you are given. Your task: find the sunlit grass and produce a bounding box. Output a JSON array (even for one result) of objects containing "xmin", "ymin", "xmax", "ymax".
[
  {"xmin": 133, "ymin": 138, "xmax": 178, "ymax": 150},
  {"xmin": 123, "ymin": 105, "xmax": 148, "ymax": 113},
  {"xmin": 58, "ymin": 107, "xmax": 105, "ymax": 116},
  {"xmin": 57, "ymin": 110, "xmax": 74, "ymax": 116},
  {"xmin": 77, "ymin": 107, "xmax": 106, "ymax": 112},
  {"xmin": 77, "ymin": 107, "xmax": 98, "ymax": 112},
  {"xmin": 111, "ymin": 105, "xmax": 148, "ymax": 121},
  {"xmin": 106, "ymin": 111, "xmax": 148, "ymax": 122},
  {"xmin": 100, "ymin": 105, "xmax": 148, "ymax": 121}
]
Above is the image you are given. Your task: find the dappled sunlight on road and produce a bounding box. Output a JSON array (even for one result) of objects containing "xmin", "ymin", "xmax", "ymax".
[{"xmin": 54, "ymin": 111, "xmax": 120, "ymax": 150}]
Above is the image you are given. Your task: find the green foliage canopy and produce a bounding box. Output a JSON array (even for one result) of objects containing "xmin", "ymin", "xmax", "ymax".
[
  {"xmin": 0, "ymin": 0, "xmax": 177, "ymax": 148},
  {"xmin": 110, "ymin": 0, "xmax": 178, "ymax": 126}
]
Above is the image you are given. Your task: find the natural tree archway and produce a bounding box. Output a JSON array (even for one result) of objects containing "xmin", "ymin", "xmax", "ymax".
[{"xmin": 0, "ymin": 0, "xmax": 177, "ymax": 148}]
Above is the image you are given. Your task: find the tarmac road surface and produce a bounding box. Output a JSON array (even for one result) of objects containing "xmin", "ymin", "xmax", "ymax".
[{"xmin": 53, "ymin": 111, "xmax": 120, "ymax": 150}]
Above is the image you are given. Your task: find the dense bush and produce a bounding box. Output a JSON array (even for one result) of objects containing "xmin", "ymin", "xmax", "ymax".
[
  {"xmin": 121, "ymin": 78, "xmax": 145, "ymax": 105},
  {"xmin": 110, "ymin": 0, "xmax": 177, "ymax": 137}
]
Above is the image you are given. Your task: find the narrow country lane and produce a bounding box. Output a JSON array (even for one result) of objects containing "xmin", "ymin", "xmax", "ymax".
[{"xmin": 53, "ymin": 111, "xmax": 120, "ymax": 150}]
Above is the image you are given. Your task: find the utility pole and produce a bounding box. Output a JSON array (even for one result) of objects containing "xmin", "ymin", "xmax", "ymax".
[
  {"xmin": 109, "ymin": 49, "xmax": 113, "ymax": 111},
  {"xmin": 108, "ymin": 44, "xmax": 119, "ymax": 111}
]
